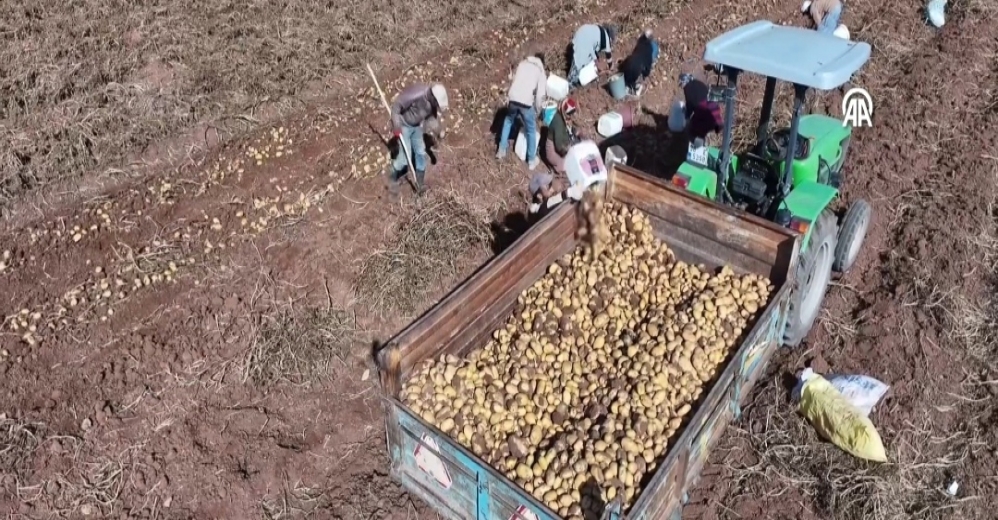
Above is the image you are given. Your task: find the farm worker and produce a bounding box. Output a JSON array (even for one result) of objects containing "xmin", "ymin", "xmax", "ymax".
[
  {"xmin": 802, "ymin": 0, "xmax": 844, "ymax": 35},
  {"xmin": 683, "ymin": 79, "xmax": 723, "ymax": 142},
  {"xmin": 496, "ymin": 51, "xmax": 547, "ymax": 170},
  {"xmin": 528, "ymin": 172, "xmax": 585, "ymax": 219},
  {"xmin": 667, "ymin": 99, "xmax": 687, "ymax": 133},
  {"xmin": 621, "ymin": 29, "xmax": 659, "ymax": 96},
  {"xmin": 545, "ymin": 98, "xmax": 581, "ymax": 174},
  {"xmin": 568, "ymin": 24, "xmax": 617, "ymax": 86},
  {"xmin": 387, "ymin": 83, "xmax": 449, "ymax": 196}
]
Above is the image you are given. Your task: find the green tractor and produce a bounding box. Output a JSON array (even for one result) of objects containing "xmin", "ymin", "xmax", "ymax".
[{"xmin": 671, "ymin": 20, "xmax": 873, "ymax": 347}]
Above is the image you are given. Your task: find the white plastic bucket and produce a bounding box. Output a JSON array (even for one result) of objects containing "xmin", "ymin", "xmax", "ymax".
[
  {"xmin": 546, "ymin": 74, "xmax": 570, "ymax": 101},
  {"xmin": 578, "ymin": 61, "xmax": 598, "ymax": 86},
  {"xmin": 565, "ymin": 140, "xmax": 608, "ymax": 188},
  {"xmin": 541, "ymin": 101, "xmax": 558, "ymax": 125},
  {"xmin": 597, "ymin": 112, "xmax": 624, "ymax": 137},
  {"xmin": 514, "ymin": 130, "xmax": 541, "ymax": 162}
]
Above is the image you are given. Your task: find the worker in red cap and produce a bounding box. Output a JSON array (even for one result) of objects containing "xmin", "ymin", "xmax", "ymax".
[{"xmin": 544, "ymin": 98, "xmax": 582, "ymax": 174}]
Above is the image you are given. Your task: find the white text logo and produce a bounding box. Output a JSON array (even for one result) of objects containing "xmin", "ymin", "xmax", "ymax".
[{"xmin": 842, "ymin": 88, "xmax": 873, "ymax": 127}]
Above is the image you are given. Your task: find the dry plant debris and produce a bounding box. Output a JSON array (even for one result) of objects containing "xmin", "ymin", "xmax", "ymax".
[
  {"xmin": 244, "ymin": 307, "xmax": 362, "ymax": 387},
  {"xmin": 725, "ymin": 380, "xmax": 985, "ymax": 520},
  {"xmin": 0, "ymin": 416, "xmax": 46, "ymax": 483},
  {"xmin": 355, "ymin": 196, "xmax": 491, "ymax": 315}
]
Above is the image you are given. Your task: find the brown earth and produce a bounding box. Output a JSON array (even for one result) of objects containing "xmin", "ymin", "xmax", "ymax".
[{"xmin": 2, "ymin": 0, "xmax": 997, "ymax": 518}]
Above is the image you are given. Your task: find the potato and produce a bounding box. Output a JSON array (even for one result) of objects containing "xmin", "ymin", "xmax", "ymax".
[{"xmin": 401, "ymin": 202, "xmax": 772, "ymax": 515}]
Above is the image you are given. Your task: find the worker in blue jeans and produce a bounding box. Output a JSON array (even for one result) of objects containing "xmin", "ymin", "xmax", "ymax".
[
  {"xmin": 496, "ymin": 52, "xmax": 547, "ymax": 170},
  {"xmin": 802, "ymin": 0, "xmax": 843, "ymax": 35},
  {"xmin": 497, "ymin": 103, "xmax": 539, "ymax": 169},
  {"xmin": 386, "ymin": 83, "xmax": 449, "ymax": 196}
]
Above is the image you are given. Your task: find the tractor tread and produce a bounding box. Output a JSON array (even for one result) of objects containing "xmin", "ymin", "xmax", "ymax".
[
  {"xmin": 834, "ymin": 199, "xmax": 872, "ymax": 273},
  {"xmin": 783, "ymin": 209, "xmax": 838, "ymax": 347}
]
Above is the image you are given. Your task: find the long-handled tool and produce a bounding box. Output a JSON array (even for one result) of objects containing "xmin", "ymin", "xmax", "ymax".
[{"xmin": 366, "ymin": 63, "xmax": 416, "ymax": 189}]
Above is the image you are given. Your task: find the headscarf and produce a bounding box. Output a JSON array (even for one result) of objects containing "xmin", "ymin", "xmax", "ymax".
[
  {"xmin": 683, "ymin": 79, "xmax": 709, "ymax": 119},
  {"xmin": 561, "ymin": 98, "xmax": 578, "ymax": 115}
]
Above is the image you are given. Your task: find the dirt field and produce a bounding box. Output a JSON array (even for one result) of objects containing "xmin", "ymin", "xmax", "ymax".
[{"xmin": 2, "ymin": 0, "xmax": 996, "ymax": 517}]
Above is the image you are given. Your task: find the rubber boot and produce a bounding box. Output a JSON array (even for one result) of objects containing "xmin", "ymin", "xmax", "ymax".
[
  {"xmin": 415, "ymin": 170, "xmax": 427, "ymax": 196},
  {"xmin": 385, "ymin": 168, "xmax": 401, "ymax": 197}
]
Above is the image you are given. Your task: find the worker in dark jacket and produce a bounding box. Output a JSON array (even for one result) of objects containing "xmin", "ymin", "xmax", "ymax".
[
  {"xmin": 621, "ymin": 29, "xmax": 659, "ymax": 96},
  {"xmin": 683, "ymin": 79, "xmax": 723, "ymax": 142},
  {"xmin": 386, "ymin": 83, "xmax": 449, "ymax": 196},
  {"xmin": 544, "ymin": 98, "xmax": 581, "ymax": 174}
]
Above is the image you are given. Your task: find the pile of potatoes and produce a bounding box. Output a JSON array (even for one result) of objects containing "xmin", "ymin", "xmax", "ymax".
[{"xmin": 402, "ymin": 202, "xmax": 772, "ymax": 518}]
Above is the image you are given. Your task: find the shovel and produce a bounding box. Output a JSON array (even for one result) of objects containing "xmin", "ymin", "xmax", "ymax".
[{"xmin": 366, "ymin": 63, "xmax": 417, "ymax": 190}]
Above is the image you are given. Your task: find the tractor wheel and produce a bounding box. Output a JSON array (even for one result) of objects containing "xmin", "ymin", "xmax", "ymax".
[
  {"xmin": 833, "ymin": 199, "xmax": 872, "ymax": 273},
  {"xmin": 784, "ymin": 210, "xmax": 837, "ymax": 347}
]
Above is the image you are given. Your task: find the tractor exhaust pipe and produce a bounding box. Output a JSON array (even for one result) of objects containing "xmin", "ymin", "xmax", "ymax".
[
  {"xmin": 756, "ymin": 77, "xmax": 777, "ymax": 150},
  {"xmin": 716, "ymin": 68, "xmax": 739, "ymax": 203},
  {"xmin": 781, "ymin": 84, "xmax": 808, "ymax": 197}
]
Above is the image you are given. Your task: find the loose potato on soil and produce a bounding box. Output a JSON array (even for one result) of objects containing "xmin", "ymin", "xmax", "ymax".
[{"xmin": 401, "ymin": 202, "xmax": 773, "ymax": 518}]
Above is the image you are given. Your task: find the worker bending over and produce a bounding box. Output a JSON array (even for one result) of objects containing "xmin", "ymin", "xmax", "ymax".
[
  {"xmin": 545, "ymin": 98, "xmax": 581, "ymax": 174},
  {"xmin": 497, "ymin": 50, "xmax": 547, "ymax": 170},
  {"xmin": 802, "ymin": 0, "xmax": 845, "ymax": 36},
  {"xmin": 528, "ymin": 172, "xmax": 585, "ymax": 220},
  {"xmin": 386, "ymin": 83, "xmax": 449, "ymax": 196},
  {"xmin": 683, "ymin": 79, "xmax": 723, "ymax": 143},
  {"xmin": 621, "ymin": 29, "xmax": 659, "ymax": 96},
  {"xmin": 568, "ymin": 23, "xmax": 617, "ymax": 87}
]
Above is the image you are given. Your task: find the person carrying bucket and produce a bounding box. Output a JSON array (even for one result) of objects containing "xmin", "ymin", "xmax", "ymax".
[
  {"xmin": 386, "ymin": 83, "xmax": 449, "ymax": 196},
  {"xmin": 496, "ymin": 49, "xmax": 547, "ymax": 170},
  {"xmin": 568, "ymin": 23, "xmax": 617, "ymax": 87},
  {"xmin": 621, "ymin": 29, "xmax": 659, "ymax": 97},
  {"xmin": 545, "ymin": 98, "xmax": 581, "ymax": 174}
]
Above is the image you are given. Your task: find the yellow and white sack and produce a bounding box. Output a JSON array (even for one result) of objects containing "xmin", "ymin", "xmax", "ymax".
[{"xmin": 798, "ymin": 369, "xmax": 888, "ymax": 462}]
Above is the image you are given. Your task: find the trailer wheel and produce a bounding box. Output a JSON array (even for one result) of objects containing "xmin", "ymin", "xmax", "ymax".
[
  {"xmin": 833, "ymin": 199, "xmax": 871, "ymax": 273},
  {"xmin": 784, "ymin": 210, "xmax": 837, "ymax": 347}
]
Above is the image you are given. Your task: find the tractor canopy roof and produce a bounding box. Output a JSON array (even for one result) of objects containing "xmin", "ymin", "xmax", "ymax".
[{"xmin": 703, "ymin": 20, "xmax": 871, "ymax": 90}]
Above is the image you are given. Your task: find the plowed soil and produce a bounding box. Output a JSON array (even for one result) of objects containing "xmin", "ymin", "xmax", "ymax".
[{"xmin": 2, "ymin": 0, "xmax": 996, "ymax": 518}]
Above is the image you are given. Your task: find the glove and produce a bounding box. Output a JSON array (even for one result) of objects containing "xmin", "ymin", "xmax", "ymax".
[
  {"xmin": 566, "ymin": 184, "xmax": 585, "ymax": 201},
  {"xmin": 392, "ymin": 129, "xmax": 402, "ymax": 139}
]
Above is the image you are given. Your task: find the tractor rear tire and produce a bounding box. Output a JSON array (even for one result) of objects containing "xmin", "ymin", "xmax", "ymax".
[
  {"xmin": 784, "ymin": 210, "xmax": 837, "ymax": 347},
  {"xmin": 833, "ymin": 199, "xmax": 872, "ymax": 273}
]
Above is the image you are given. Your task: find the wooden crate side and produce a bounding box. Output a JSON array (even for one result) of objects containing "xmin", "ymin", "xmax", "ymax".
[
  {"xmin": 609, "ymin": 166, "xmax": 793, "ymax": 269},
  {"xmin": 645, "ymin": 213, "xmax": 775, "ymax": 277},
  {"xmin": 377, "ymin": 204, "xmax": 577, "ymax": 391}
]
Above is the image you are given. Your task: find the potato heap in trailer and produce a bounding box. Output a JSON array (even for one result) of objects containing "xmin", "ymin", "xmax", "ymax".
[{"xmin": 401, "ymin": 202, "xmax": 772, "ymax": 517}]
